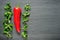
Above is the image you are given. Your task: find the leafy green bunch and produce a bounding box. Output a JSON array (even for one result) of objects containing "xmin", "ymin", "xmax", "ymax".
[
  {"xmin": 3, "ymin": 2, "xmax": 13, "ymax": 38},
  {"xmin": 21, "ymin": 4, "xmax": 31, "ymax": 39}
]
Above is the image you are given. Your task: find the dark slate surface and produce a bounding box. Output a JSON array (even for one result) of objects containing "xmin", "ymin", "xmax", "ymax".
[{"xmin": 0, "ymin": 0, "xmax": 60, "ymax": 40}]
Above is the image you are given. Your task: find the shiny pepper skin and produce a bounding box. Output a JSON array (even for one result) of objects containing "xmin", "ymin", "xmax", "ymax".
[{"xmin": 13, "ymin": 7, "xmax": 22, "ymax": 33}]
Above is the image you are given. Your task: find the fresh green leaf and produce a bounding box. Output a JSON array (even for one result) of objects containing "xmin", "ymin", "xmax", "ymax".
[
  {"xmin": 24, "ymin": 4, "xmax": 31, "ymax": 11},
  {"xmin": 22, "ymin": 11, "xmax": 30, "ymax": 17},
  {"xmin": 6, "ymin": 2, "xmax": 10, "ymax": 5},
  {"xmin": 21, "ymin": 31, "xmax": 28, "ymax": 38},
  {"xmin": 4, "ymin": 5, "xmax": 10, "ymax": 10},
  {"xmin": 22, "ymin": 17, "xmax": 29, "ymax": 22},
  {"xmin": 23, "ymin": 24, "xmax": 28, "ymax": 31},
  {"xmin": 4, "ymin": 12, "xmax": 12, "ymax": 20},
  {"xmin": 3, "ymin": 19, "xmax": 11, "ymax": 24}
]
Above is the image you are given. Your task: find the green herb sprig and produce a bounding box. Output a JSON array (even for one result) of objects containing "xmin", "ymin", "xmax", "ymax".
[
  {"xmin": 21, "ymin": 4, "xmax": 31, "ymax": 39},
  {"xmin": 3, "ymin": 2, "xmax": 13, "ymax": 38}
]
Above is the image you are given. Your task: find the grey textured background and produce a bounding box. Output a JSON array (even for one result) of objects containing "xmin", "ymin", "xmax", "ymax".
[{"xmin": 0, "ymin": 0, "xmax": 60, "ymax": 40}]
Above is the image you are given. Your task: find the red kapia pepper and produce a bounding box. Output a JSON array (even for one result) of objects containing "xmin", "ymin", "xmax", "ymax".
[{"xmin": 13, "ymin": 7, "xmax": 22, "ymax": 33}]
